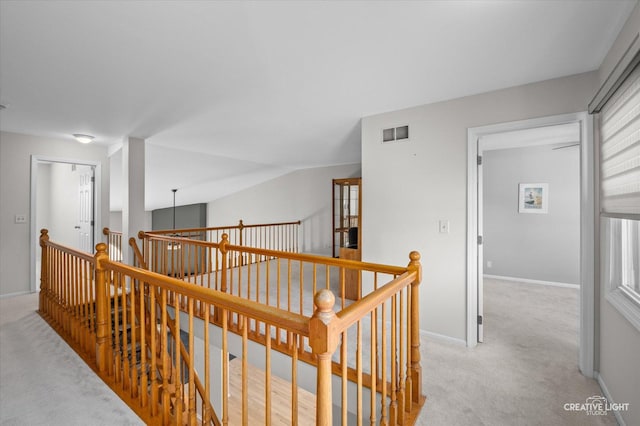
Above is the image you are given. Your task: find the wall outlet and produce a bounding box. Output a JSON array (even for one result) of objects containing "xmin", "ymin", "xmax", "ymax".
[
  {"xmin": 15, "ymin": 214, "xmax": 27, "ymax": 224},
  {"xmin": 487, "ymin": 260, "xmax": 493, "ymax": 268},
  {"xmin": 438, "ymin": 220, "xmax": 450, "ymax": 234}
]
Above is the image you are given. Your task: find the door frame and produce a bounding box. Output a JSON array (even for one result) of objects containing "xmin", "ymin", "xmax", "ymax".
[
  {"xmin": 29, "ymin": 155, "xmax": 102, "ymax": 293},
  {"xmin": 466, "ymin": 112, "xmax": 595, "ymax": 377}
]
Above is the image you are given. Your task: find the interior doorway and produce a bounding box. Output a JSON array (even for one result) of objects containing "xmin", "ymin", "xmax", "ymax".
[
  {"xmin": 29, "ymin": 156, "xmax": 101, "ymax": 293},
  {"xmin": 467, "ymin": 112, "xmax": 595, "ymax": 377}
]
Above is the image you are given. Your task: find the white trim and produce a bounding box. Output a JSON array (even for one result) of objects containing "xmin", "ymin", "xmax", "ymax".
[
  {"xmin": 606, "ymin": 289, "xmax": 640, "ymax": 332},
  {"xmin": 596, "ymin": 372, "xmax": 628, "ymax": 426},
  {"xmin": 30, "ymin": 155, "xmax": 102, "ymax": 294},
  {"xmin": 483, "ymin": 275, "xmax": 580, "ymax": 290},
  {"xmin": 467, "ymin": 112, "xmax": 595, "ymax": 377},
  {"xmin": 0, "ymin": 290, "xmax": 32, "ymax": 299},
  {"xmin": 420, "ymin": 329, "xmax": 467, "ymax": 347}
]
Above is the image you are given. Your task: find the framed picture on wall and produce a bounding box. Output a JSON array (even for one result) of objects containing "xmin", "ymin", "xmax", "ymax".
[{"xmin": 518, "ymin": 183, "xmax": 549, "ymax": 214}]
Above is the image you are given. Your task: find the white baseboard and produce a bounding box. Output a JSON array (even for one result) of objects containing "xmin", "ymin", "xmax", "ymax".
[
  {"xmin": 420, "ymin": 329, "xmax": 467, "ymax": 347},
  {"xmin": 595, "ymin": 372, "xmax": 627, "ymax": 426},
  {"xmin": 0, "ymin": 290, "xmax": 33, "ymax": 299},
  {"xmin": 483, "ymin": 274, "xmax": 579, "ymax": 290}
]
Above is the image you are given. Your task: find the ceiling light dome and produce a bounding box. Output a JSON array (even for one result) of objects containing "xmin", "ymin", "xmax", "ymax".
[{"xmin": 73, "ymin": 134, "xmax": 94, "ymax": 144}]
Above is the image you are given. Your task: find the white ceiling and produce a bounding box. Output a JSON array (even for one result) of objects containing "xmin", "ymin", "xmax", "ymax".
[{"xmin": 0, "ymin": 0, "xmax": 636, "ymax": 210}]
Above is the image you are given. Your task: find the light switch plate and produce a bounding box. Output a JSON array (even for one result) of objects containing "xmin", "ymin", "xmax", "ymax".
[
  {"xmin": 15, "ymin": 214, "xmax": 27, "ymax": 224},
  {"xmin": 439, "ymin": 220, "xmax": 449, "ymax": 234}
]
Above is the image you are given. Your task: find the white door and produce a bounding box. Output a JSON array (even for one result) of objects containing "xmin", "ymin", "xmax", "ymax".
[
  {"xmin": 76, "ymin": 165, "xmax": 95, "ymax": 253},
  {"xmin": 477, "ymin": 144, "xmax": 484, "ymax": 343}
]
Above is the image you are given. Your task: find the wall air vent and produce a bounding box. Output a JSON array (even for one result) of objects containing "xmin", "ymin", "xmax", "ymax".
[{"xmin": 382, "ymin": 125, "xmax": 409, "ymax": 143}]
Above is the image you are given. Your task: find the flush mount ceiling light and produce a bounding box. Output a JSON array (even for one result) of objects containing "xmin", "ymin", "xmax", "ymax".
[{"xmin": 73, "ymin": 134, "xmax": 95, "ymax": 144}]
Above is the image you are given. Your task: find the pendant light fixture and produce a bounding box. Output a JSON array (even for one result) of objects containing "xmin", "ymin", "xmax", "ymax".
[{"xmin": 172, "ymin": 189, "xmax": 178, "ymax": 230}]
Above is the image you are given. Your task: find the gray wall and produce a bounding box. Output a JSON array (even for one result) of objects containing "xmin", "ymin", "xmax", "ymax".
[
  {"xmin": 483, "ymin": 145, "xmax": 580, "ymax": 284},
  {"xmin": 208, "ymin": 163, "xmax": 361, "ymax": 256},
  {"xmin": 152, "ymin": 203, "xmax": 207, "ymax": 231},
  {"xmin": 361, "ymin": 71, "xmax": 598, "ymax": 341},
  {"xmin": 0, "ymin": 131, "xmax": 110, "ymax": 297},
  {"xmin": 596, "ymin": 3, "xmax": 640, "ymax": 426}
]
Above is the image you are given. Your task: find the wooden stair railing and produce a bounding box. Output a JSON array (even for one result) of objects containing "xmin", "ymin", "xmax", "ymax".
[
  {"xmin": 145, "ymin": 219, "xmax": 302, "ymax": 253},
  {"xmin": 135, "ymin": 231, "xmax": 426, "ymax": 424},
  {"xmin": 40, "ymin": 228, "xmax": 425, "ymax": 424},
  {"xmin": 129, "ymin": 236, "xmax": 219, "ymax": 424}
]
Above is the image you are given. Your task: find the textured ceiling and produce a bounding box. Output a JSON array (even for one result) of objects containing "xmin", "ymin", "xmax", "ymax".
[{"xmin": 0, "ymin": 0, "xmax": 636, "ymax": 210}]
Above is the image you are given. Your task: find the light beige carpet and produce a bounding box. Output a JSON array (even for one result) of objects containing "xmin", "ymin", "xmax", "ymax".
[
  {"xmin": 0, "ymin": 293, "xmax": 142, "ymax": 425},
  {"xmin": 416, "ymin": 278, "xmax": 616, "ymax": 426}
]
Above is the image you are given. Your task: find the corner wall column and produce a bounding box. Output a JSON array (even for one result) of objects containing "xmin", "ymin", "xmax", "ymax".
[{"xmin": 122, "ymin": 137, "xmax": 146, "ymax": 264}]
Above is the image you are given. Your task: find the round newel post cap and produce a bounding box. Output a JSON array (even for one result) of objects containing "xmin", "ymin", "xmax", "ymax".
[
  {"xmin": 409, "ymin": 251, "xmax": 421, "ymax": 262},
  {"xmin": 95, "ymin": 242, "xmax": 108, "ymax": 255},
  {"xmin": 138, "ymin": 231, "xmax": 145, "ymax": 239},
  {"xmin": 129, "ymin": 237, "xmax": 136, "ymax": 245},
  {"xmin": 314, "ymin": 289, "xmax": 335, "ymax": 313},
  {"xmin": 40, "ymin": 229, "xmax": 49, "ymax": 237}
]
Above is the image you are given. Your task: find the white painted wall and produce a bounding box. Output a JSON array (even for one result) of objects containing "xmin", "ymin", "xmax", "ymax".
[
  {"xmin": 595, "ymin": 4, "xmax": 640, "ymax": 426},
  {"xmin": 361, "ymin": 71, "xmax": 598, "ymax": 341},
  {"xmin": 483, "ymin": 145, "xmax": 580, "ymax": 285},
  {"xmin": 107, "ymin": 211, "xmax": 152, "ymax": 234},
  {"xmin": 207, "ymin": 163, "xmax": 361, "ymax": 256},
  {"xmin": 0, "ymin": 131, "xmax": 109, "ymax": 297}
]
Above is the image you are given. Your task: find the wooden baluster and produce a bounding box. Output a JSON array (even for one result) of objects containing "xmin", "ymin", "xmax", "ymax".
[
  {"xmin": 408, "ymin": 251, "xmax": 422, "ymax": 406},
  {"xmin": 94, "ymin": 242, "xmax": 109, "ymax": 374},
  {"xmin": 242, "ymin": 315, "xmax": 248, "ymax": 426},
  {"xmin": 389, "ymin": 294, "xmax": 397, "ymax": 426},
  {"xmin": 291, "ymin": 332, "xmax": 298, "ymax": 426},
  {"xmin": 341, "ymin": 330, "xmax": 348, "ymax": 425},
  {"xmin": 203, "ymin": 301, "xmax": 211, "ymax": 423},
  {"xmin": 150, "ymin": 286, "xmax": 158, "ymax": 416},
  {"xmin": 265, "ymin": 323, "xmax": 272, "ymax": 425},
  {"xmin": 222, "ymin": 308, "xmax": 229, "ymax": 426},
  {"xmin": 39, "ymin": 229, "xmax": 49, "ymax": 315},
  {"xmin": 397, "ymin": 289, "xmax": 406, "ymax": 425},
  {"xmin": 139, "ymin": 281, "xmax": 148, "ymax": 410},
  {"xmin": 370, "ymin": 307, "xmax": 377, "ymax": 426},
  {"xmin": 161, "ymin": 288, "xmax": 170, "ymax": 423},
  {"xmin": 357, "ymin": 320, "xmax": 363, "ymax": 425},
  {"xmin": 310, "ymin": 289, "xmax": 338, "ymax": 426},
  {"xmin": 188, "ymin": 298, "xmax": 196, "ymax": 425},
  {"xmin": 381, "ymin": 301, "xmax": 388, "ymax": 426},
  {"xmin": 174, "ymin": 289, "xmax": 183, "ymax": 423}
]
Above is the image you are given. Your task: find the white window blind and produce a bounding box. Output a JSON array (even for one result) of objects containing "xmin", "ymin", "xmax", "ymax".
[{"xmin": 601, "ymin": 63, "xmax": 640, "ymax": 216}]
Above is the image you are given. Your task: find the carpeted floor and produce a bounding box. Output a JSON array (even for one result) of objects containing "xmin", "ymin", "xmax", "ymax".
[
  {"xmin": 0, "ymin": 278, "xmax": 615, "ymax": 425},
  {"xmin": 0, "ymin": 293, "xmax": 142, "ymax": 426},
  {"xmin": 417, "ymin": 278, "xmax": 615, "ymax": 426}
]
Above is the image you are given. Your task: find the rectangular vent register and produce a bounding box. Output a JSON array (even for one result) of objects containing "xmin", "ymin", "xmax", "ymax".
[{"xmin": 382, "ymin": 125, "xmax": 409, "ymax": 142}]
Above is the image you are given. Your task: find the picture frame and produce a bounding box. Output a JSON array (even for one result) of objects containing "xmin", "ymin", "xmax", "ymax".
[{"xmin": 518, "ymin": 183, "xmax": 548, "ymax": 214}]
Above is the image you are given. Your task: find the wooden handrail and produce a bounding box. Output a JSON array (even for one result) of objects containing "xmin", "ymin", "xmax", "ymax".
[
  {"xmin": 139, "ymin": 231, "xmax": 409, "ymax": 276},
  {"xmin": 335, "ymin": 269, "xmax": 417, "ymax": 333},
  {"xmin": 43, "ymin": 239, "xmax": 95, "ymax": 262},
  {"xmin": 39, "ymin": 227, "xmax": 425, "ymax": 424},
  {"xmin": 145, "ymin": 219, "xmax": 301, "ymax": 236}
]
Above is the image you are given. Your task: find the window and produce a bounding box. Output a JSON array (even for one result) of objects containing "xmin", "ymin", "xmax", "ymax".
[
  {"xmin": 605, "ymin": 218, "xmax": 640, "ymax": 330},
  {"xmin": 599, "ymin": 61, "xmax": 640, "ymax": 331}
]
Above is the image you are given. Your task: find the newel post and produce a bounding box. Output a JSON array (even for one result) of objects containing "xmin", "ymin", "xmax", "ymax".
[
  {"xmin": 408, "ymin": 251, "xmax": 422, "ymax": 404},
  {"xmin": 39, "ymin": 229, "xmax": 49, "ymax": 313},
  {"xmin": 219, "ymin": 233, "xmax": 229, "ymax": 293},
  {"xmin": 310, "ymin": 289, "xmax": 339, "ymax": 425},
  {"xmin": 238, "ymin": 219, "xmax": 244, "ymax": 247},
  {"xmin": 94, "ymin": 242, "xmax": 110, "ymax": 373}
]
